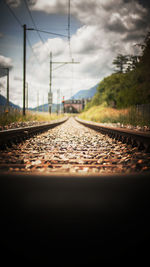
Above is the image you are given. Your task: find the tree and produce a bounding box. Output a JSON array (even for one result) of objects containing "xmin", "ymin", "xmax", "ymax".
[
  {"xmin": 112, "ymin": 54, "xmax": 128, "ymax": 73},
  {"xmin": 125, "ymin": 55, "xmax": 140, "ymax": 72}
]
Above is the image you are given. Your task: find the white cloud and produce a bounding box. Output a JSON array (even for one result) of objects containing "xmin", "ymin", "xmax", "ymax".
[
  {"xmin": 0, "ymin": 55, "xmax": 13, "ymax": 81},
  {"xmin": 0, "ymin": 55, "xmax": 13, "ymax": 69}
]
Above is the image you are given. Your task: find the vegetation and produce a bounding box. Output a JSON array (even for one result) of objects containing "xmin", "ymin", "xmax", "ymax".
[
  {"xmin": 112, "ymin": 54, "xmax": 139, "ymax": 73},
  {"xmin": 81, "ymin": 32, "xmax": 150, "ymax": 126},
  {"xmin": 79, "ymin": 105, "xmax": 128, "ymax": 123},
  {"xmin": 0, "ymin": 110, "xmax": 65, "ymax": 127},
  {"xmin": 79, "ymin": 105, "xmax": 150, "ymax": 127}
]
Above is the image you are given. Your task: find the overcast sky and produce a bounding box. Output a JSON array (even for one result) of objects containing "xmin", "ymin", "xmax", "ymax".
[{"xmin": 0, "ymin": 0, "xmax": 150, "ymax": 108}]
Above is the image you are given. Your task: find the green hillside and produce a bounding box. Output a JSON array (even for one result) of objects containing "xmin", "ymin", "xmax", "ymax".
[{"xmin": 85, "ymin": 32, "xmax": 150, "ymax": 111}]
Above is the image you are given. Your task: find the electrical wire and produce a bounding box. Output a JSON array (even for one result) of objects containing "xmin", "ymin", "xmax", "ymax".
[
  {"xmin": 4, "ymin": 0, "xmax": 22, "ymax": 26},
  {"xmin": 24, "ymin": 0, "xmax": 45, "ymax": 44},
  {"xmin": 53, "ymin": 62, "xmax": 71, "ymax": 71},
  {"xmin": 32, "ymin": 28, "xmax": 68, "ymax": 38},
  {"xmin": 4, "ymin": 1, "xmax": 67, "ymax": 38},
  {"xmin": 26, "ymin": 34, "xmax": 41, "ymax": 65},
  {"xmin": 24, "ymin": 0, "xmax": 52, "ymax": 54}
]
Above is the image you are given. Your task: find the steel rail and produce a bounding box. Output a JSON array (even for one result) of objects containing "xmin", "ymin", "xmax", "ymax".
[
  {"xmin": 0, "ymin": 117, "xmax": 68, "ymax": 149},
  {"xmin": 76, "ymin": 117, "xmax": 150, "ymax": 152}
]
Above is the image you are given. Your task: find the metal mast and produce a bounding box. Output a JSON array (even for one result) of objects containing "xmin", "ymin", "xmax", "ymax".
[{"xmin": 48, "ymin": 52, "xmax": 53, "ymax": 114}]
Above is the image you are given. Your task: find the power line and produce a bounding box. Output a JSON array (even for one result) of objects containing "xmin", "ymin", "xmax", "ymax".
[
  {"xmin": 27, "ymin": 28, "xmax": 68, "ymax": 38},
  {"xmin": 26, "ymin": 34, "xmax": 41, "ymax": 65},
  {"xmin": 4, "ymin": 0, "xmax": 22, "ymax": 26},
  {"xmin": 4, "ymin": 1, "xmax": 67, "ymax": 38},
  {"xmin": 23, "ymin": 0, "xmax": 45, "ymax": 44},
  {"xmin": 24, "ymin": 0, "xmax": 51, "ymax": 54},
  {"xmin": 53, "ymin": 63, "xmax": 69, "ymax": 71}
]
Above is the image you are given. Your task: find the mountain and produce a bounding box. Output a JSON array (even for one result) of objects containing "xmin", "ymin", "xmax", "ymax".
[
  {"xmin": 30, "ymin": 103, "xmax": 63, "ymax": 113},
  {"xmin": 71, "ymin": 84, "xmax": 98, "ymax": 100},
  {"xmin": 0, "ymin": 94, "xmax": 21, "ymax": 110}
]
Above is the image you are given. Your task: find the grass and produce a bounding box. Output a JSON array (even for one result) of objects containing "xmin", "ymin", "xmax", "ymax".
[
  {"xmin": 78, "ymin": 105, "xmax": 150, "ymax": 127},
  {"xmin": 0, "ymin": 109, "xmax": 65, "ymax": 127},
  {"xmin": 1, "ymin": 106, "xmax": 149, "ymax": 128}
]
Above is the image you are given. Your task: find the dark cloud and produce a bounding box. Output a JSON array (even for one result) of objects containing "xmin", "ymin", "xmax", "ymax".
[
  {"xmin": 107, "ymin": 20, "xmax": 127, "ymax": 33},
  {"xmin": 138, "ymin": 0, "xmax": 150, "ymax": 9},
  {"xmin": 101, "ymin": 0, "xmax": 122, "ymax": 12},
  {"xmin": 101, "ymin": 0, "xmax": 150, "ymax": 43},
  {"xmin": 123, "ymin": 0, "xmax": 150, "ymax": 9},
  {"xmin": 131, "ymin": 18, "xmax": 149, "ymax": 31},
  {"xmin": 123, "ymin": 32, "xmax": 145, "ymax": 42}
]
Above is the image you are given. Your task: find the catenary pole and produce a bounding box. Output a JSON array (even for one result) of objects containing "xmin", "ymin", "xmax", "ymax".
[
  {"xmin": 26, "ymin": 82, "xmax": 28, "ymax": 110},
  {"xmin": 48, "ymin": 52, "xmax": 53, "ymax": 114},
  {"xmin": 6, "ymin": 68, "xmax": 9, "ymax": 109},
  {"xmin": 23, "ymin": 24, "xmax": 26, "ymax": 116}
]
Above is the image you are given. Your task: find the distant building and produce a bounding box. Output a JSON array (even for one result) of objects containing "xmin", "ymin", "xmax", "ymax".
[{"xmin": 63, "ymin": 98, "xmax": 91, "ymax": 113}]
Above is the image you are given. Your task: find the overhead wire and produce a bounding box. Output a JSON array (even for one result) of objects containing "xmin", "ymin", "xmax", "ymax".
[
  {"xmin": 4, "ymin": 0, "xmax": 40, "ymax": 63},
  {"xmin": 32, "ymin": 29, "xmax": 68, "ymax": 38},
  {"xmin": 53, "ymin": 62, "xmax": 71, "ymax": 71},
  {"xmin": 24, "ymin": 0, "xmax": 69, "ymax": 61},
  {"xmin": 25, "ymin": 0, "xmax": 71, "ymax": 71},
  {"xmin": 3, "ymin": 0, "xmax": 76, "ymax": 99},
  {"xmin": 23, "ymin": 0, "xmax": 52, "ymax": 54},
  {"xmin": 26, "ymin": 34, "xmax": 41, "ymax": 65},
  {"xmin": 23, "ymin": 0, "xmax": 45, "ymax": 44},
  {"xmin": 3, "ymin": 0, "xmax": 22, "ymax": 27}
]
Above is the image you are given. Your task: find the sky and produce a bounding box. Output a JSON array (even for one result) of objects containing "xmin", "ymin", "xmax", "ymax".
[{"xmin": 0, "ymin": 0, "xmax": 150, "ymax": 108}]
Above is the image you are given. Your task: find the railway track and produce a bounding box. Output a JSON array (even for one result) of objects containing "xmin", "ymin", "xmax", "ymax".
[
  {"xmin": 0, "ymin": 116, "xmax": 68, "ymax": 149},
  {"xmin": 0, "ymin": 116, "xmax": 150, "ymax": 175},
  {"xmin": 76, "ymin": 117, "xmax": 150, "ymax": 152}
]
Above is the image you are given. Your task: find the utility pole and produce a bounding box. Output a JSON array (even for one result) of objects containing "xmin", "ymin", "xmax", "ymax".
[
  {"xmin": 6, "ymin": 68, "xmax": 9, "ymax": 109},
  {"xmin": 26, "ymin": 82, "xmax": 28, "ymax": 110},
  {"xmin": 48, "ymin": 52, "xmax": 53, "ymax": 114},
  {"xmin": 48, "ymin": 52, "xmax": 79, "ymax": 114},
  {"xmin": 57, "ymin": 89, "xmax": 60, "ymax": 115},
  {"xmin": 23, "ymin": 24, "xmax": 26, "ymax": 116}
]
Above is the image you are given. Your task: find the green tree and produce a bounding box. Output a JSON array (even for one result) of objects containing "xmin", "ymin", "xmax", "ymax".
[
  {"xmin": 125, "ymin": 55, "xmax": 139, "ymax": 72},
  {"xmin": 112, "ymin": 54, "xmax": 128, "ymax": 73}
]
